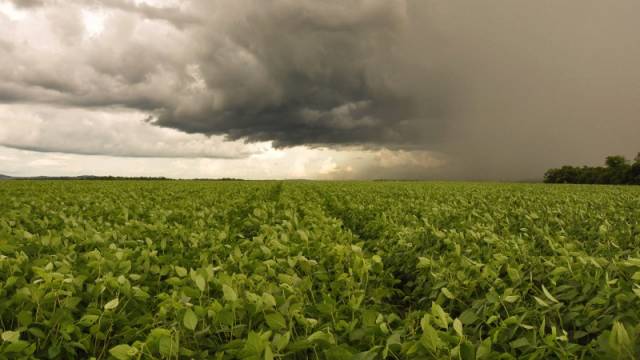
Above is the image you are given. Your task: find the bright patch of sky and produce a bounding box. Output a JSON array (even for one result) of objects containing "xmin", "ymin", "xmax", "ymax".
[
  {"xmin": 0, "ymin": 1, "xmax": 26, "ymax": 21},
  {"xmin": 82, "ymin": 8, "xmax": 107, "ymax": 38}
]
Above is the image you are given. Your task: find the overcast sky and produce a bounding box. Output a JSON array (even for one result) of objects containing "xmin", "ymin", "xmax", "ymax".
[{"xmin": 1, "ymin": 0, "xmax": 639, "ymax": 180}]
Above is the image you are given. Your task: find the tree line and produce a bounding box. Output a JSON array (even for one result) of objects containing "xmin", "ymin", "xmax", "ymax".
[{"xmin": 544, "ymin": 153, "xmax": 640, "ymax": 184}]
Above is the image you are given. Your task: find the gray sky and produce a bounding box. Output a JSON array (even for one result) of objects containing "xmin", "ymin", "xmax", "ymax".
[{"xmin": 0, "ymin": 0, "xmax": 638, "ymax": 179}]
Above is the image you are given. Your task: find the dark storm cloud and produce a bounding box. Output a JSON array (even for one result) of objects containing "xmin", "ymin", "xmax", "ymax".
[
  {"xmin": 150, "ymin": 0, "xmax": 449, "ymax": 148},
  {"xmin": 2, "ymin": 0, "xmax": 640, "ymax": 179}
]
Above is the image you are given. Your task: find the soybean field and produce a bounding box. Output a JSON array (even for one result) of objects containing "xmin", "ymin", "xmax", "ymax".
[{"xmin": 0, "ymin": 181, "xmax": 639, "ymax": 359}]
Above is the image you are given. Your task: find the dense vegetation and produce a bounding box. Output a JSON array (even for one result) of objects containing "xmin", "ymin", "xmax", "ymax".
[
  {"xmin": 544, "ymin": 154, "xmax": 640, "ymax": 185},
  {"xmin": 0, "ymin": 181, "xmax": 639, "ymax": 359}
]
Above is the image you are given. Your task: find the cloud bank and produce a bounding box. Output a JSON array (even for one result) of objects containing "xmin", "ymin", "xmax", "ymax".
[{"xmin": 0, "ymin": 104, "xmax": 267, "ymax": 158}]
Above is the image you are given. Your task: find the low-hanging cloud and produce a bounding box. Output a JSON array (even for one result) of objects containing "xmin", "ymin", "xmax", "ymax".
[{"xmin": 0, "ymin": 104, "xmax": 267, "ymax": 158}]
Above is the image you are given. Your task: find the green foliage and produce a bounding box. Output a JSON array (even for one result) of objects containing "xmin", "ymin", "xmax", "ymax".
[
  {"xmin": 0, "ymin": 180, "xmax": 639, "ymax": 359},
  {"xmin": 545, "ymin": 153, "xmax": 640, "ymax": 184}
]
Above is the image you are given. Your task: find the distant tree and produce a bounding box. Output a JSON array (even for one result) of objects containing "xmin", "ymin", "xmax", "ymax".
[
  {"xmin": 631, "ymin": 154, "xmax": 640, "ymax": 185},
  {"xmin": 604, "ymin": 156, "xmax": 631, "ymax": 184},
  {"xmin": 544, "ymin": 166, "xmax": 581, "ymax": 183},
  {"xmin": 543, "ymin": 169, "xmax": 558, "ymax": 183},
  {"xmin": 545, "ymin": 154, "xmax": 638, "ymax": 185},
  {"xmin": 605, "ymin": 155, "xmax": 627, "ymax": 169}
]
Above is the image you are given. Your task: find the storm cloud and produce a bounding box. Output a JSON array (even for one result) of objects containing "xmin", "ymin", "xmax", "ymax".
[
  {"xmin": 1, "ymin": 0, "xmax": 639, "ymax": 179},
  {"xmin": 151, "ymin": 0, "xmax": 449, "ymax": 148},
  {"xmin": 1, "ymin": 0, "xmax": 447, "ymax": 147}
]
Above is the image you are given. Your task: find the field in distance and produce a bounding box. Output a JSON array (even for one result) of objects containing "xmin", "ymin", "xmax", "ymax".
[{"xmin": 0, "ymin": 181, "xmax": 639, "ymax": 359}]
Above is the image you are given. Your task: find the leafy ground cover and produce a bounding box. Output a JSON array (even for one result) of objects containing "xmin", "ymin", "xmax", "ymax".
[{"xmin": 0, "ymin": 181, "xmax": 639, "ymax": 359}]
